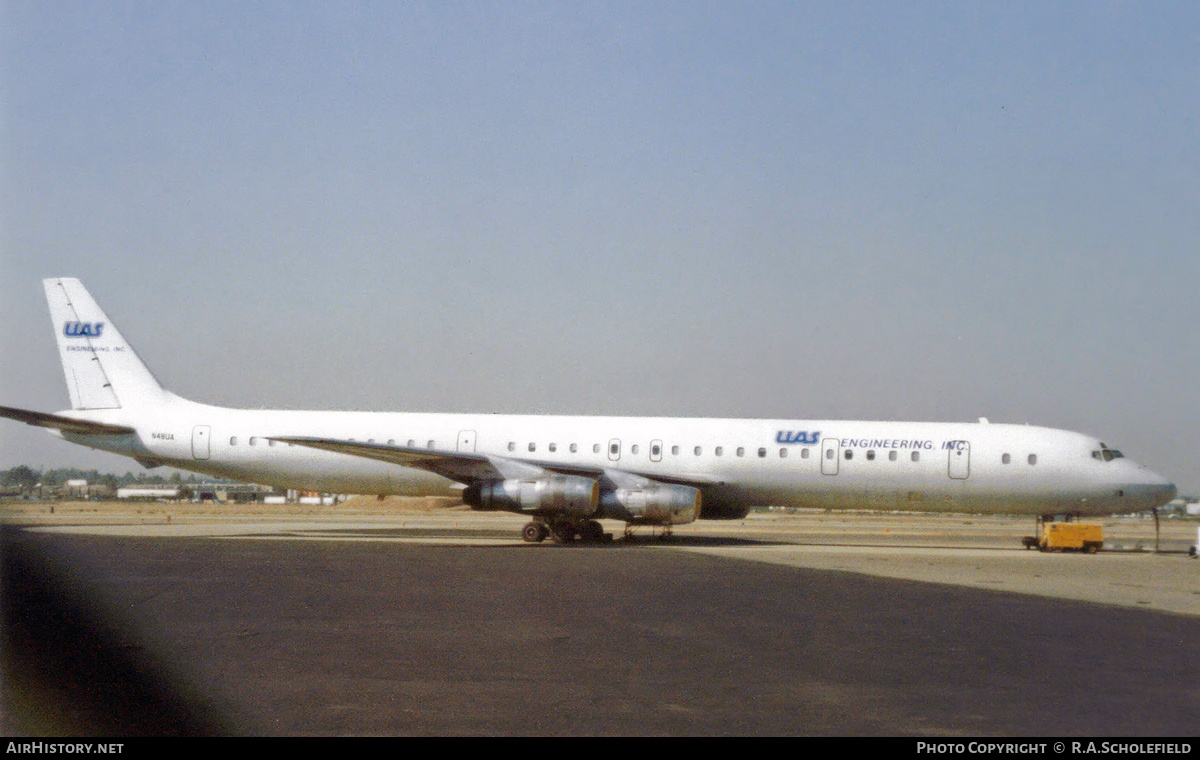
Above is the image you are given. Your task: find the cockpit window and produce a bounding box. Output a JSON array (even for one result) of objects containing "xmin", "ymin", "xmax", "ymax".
[{"xmin": 1092, "ymin": 446, "xmax": 1125, "ymax": 462}]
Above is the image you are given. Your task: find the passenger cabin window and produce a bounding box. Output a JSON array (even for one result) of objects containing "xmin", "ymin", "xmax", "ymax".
[
  {"xmin": 249, "ymin": 437, "xmax": 257, "ymax": 446},
  {"xmin": 737, "ymin": 447, "xmax": 745, "ymax": 457},
  {"xmin": 911, "ymin": 451, "xmax": 920, "ymax": 462},
  {"xmin": 694, "ymin": 446, "xmax": 702, "ymax": 456},
  {"xmin": 570, "ymin": 443, "xmax": 578, "ymax": 453},
  {"xmin": 802, "ymin": 448, "xmax": 811, "ymax": 459},
  {"xmin": 715, "ymin": 446, "xmax": 723, "ymax": 456},
  {"xmin": 779, "ymin": 448, "xmax": 787, "ymax": 458},
  {"xmin": 426, "ymin": 440, "xmax": 435, "ymax": 449},
  {"xmin": 593, "ymin": 444, "xmax": 601, "ymax": 453},
  {"xmin": 549, "ymin": 443, "xmax": 557, "ymax": 453},
  {"xmin": 508, "ymin": 442, "xmax": 516, "ymax": 451},
  {"xmin": 758, "ymin": 447, "xmax": 767, "ymax": 458},
  {"xmin": 230, "ymin": 436, "xmax": 238, "ymax": 446},
  {"xmin": 529, "ymin": 443, "xmax": 536, "ymax": 452},
  {"xmin": 388, "ymin": 439, "xmax": 396, "ymax": 446},
  {"xmin": 866, "ymin": 450, "xmax": 875, "ymax": 461},
  {"xmin": 844, "ymin": 449, "xmax": 853, "ymax": 460},
  {"xmin": 1002, "ymin": 453, "xmax": 1011, "ymax": 464},
  {"xmin": 888, "ymin": 450, "xmax": 897, "ymax": 461},
  {"xmin": 631, "ymin": 444, "xmax": 639, "ymax": 455},
  {"xmin": 1028, "ymin": 454, "xmax": 1037, "ymax": 465},
  {"xmin": 671, "ymin": 445, "xmax": 680, "ymax": 456}
]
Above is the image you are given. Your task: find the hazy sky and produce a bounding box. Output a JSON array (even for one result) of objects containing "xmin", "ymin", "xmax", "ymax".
[{"xmin": 2, "ymin": 2, "xmax": 1197, "ymax": 493}]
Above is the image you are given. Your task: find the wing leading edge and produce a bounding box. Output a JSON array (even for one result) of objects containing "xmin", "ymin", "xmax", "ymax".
[{"xmin": 270, "ymin": 436, "xmax": 724, "ymax": 490}]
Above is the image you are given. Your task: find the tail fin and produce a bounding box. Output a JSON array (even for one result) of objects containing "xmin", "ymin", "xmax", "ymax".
[{"xmin": 44, "ymin": 278, "xmax": 167, "ymax": 410}]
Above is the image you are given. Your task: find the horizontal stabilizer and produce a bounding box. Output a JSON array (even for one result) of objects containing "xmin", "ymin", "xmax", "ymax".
[{"xmin": 0, "ymin": 405, "xmax": 135, "ymax": 435}]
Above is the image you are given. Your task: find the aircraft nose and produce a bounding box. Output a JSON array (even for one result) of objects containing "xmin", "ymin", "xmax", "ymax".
[
  {"xmin": 1156, "ymin": 480, "xmax": 1178, "ymax": 506},
  {"xmin": 1128, "ymin": 471, "xmax": 1176, "ymax": 510}
]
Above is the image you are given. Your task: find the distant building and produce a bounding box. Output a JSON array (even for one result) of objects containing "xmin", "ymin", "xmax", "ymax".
[
  {"xmin": 189, "ymin": 482, "xmax": 276, "ymax": 503},
  {"xmin": 117, "ymin": 486, "xmax": 181, "ymax": 500},
  {"xmin": 55, "ymin": 479, "xmax": 113, "ymax": 499}
]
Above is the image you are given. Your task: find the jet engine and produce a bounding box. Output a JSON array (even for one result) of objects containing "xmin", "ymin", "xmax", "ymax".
[
  {"xmin": 462, "ymin": 475, "xmax": 599, "ymax": 517},
  {"xmin": 599, "ymin": 482, "xmax": 701, "ymax": 525}
]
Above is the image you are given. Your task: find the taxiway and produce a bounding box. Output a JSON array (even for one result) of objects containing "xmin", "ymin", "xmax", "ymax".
[{"xmin": 3, "ymin": 502, "xmax": 1198, "ymax": 735}]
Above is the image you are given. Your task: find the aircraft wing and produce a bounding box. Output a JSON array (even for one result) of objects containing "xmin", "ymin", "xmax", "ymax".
[
  {"xmin": 271, "ymin": 436, "xmax": 724, "ymax": 489},
  {"xmin": 0, "ymin": 405, "xmax": 135, "ymax": 435},
  {"xmin": 271, "ymin": 436, "xmax": 542, "ymax": 484}
]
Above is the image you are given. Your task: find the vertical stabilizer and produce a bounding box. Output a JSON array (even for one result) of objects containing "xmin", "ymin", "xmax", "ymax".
[{"xmin": 44, "ymin": 278, "xmax": 167, "ymax": 410}]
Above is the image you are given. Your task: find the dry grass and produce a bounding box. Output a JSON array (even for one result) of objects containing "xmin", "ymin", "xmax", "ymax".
[{"xmin": 0, "ymin": 495, "xmax": 467, "ymax": 523}]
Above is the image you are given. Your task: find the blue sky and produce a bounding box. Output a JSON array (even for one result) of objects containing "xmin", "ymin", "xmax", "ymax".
[{"xmin": 2, "ymin": 2, "xmax": 1197, "ymax": 493}]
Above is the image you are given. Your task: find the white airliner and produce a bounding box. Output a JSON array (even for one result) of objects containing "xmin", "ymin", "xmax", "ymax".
[{"xmin": 1, "ymin": 278, "xmax": 1177, "ymax": 542}]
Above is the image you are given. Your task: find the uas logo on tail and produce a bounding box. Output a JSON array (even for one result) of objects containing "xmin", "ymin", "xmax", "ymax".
[{"xmin": 63, "ymin": 322, "xmax": 104, "ymax": 338}]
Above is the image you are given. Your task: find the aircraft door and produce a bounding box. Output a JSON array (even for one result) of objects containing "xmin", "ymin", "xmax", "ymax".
[
  {"xmin": 191, "ymin": 425, "xmax": 211, "ymax": 460},
  {"xmin": 457, "ymin": 430, "xmax": 477, "ymax": 453},
  {"xmin": 821, "ymin": 438, "xmax": 839, "ymax": 475},
  {"xmin": 948, "ymin": 441, "xmax": 970, "ymax": 479}
]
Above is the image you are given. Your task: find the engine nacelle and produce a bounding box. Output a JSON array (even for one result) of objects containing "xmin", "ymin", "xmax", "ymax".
[
  {"xmin": 599, "ymin": 483, "xmax": 701, "ymax": 526},
  {"xmin": 462, "ymin": 475, "xmax": 599, "ymax": 517}
]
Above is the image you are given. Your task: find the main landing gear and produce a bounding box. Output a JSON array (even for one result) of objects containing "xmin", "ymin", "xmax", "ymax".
[
  {"xmin": 521, "ymin": 522, "xmax": 549, "ymax": 543},
  {"xmin": 521, "ymin": 519, "xmax": 611, "ymax": 544}
]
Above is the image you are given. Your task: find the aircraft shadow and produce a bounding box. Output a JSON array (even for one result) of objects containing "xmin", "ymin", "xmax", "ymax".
[
  {"xmin": 228, "ymin": 527, "xmax": 1195, "ymax": 553},
  {"xmin": 244, "ymin": 526, "xmax": 780, "ymax": 548}
]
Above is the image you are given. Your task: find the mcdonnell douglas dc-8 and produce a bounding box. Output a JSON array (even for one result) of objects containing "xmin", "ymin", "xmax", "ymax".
[{"xmin": 0, "ymin": 278, "xmax": 1177, "ymax": 542}]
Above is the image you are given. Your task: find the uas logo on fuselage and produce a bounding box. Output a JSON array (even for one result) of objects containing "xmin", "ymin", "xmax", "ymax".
[
  {"xmin": 776, "ymin": 430, "xmax": 820, "ymax": 445},
  {"xmin": 63, "ymin": 321, "xmax": 105, "ymax": 338}
]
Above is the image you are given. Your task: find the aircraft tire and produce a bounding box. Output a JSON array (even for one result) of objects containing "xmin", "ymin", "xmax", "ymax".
[
  {"xmin": 522, "ymin": 522, "xmax": 548, "ymax": 543},
  {"xmin": 578, "ymin": 520, "xmax": 604, "ymax": 543},
  {"xmin": 549, "ymin": 522, "xmax": 577, "ymax": 544}
]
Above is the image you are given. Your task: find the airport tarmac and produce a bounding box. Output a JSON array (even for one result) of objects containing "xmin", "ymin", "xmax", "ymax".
[{"xmin": 3, "ymin": 500, "xmax": 1199, "ymax": 735}]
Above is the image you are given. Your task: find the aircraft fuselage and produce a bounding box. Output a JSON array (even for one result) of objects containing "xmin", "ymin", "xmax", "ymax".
[{"xmin": 57, "ymin": 397, "xmax": 1175, "ymax": 518}]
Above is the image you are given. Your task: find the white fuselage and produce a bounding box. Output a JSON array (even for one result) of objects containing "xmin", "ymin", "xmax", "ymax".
[{"xmin": 59, "ymin": 395, "xmax": 1176, "ymax": 518}]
